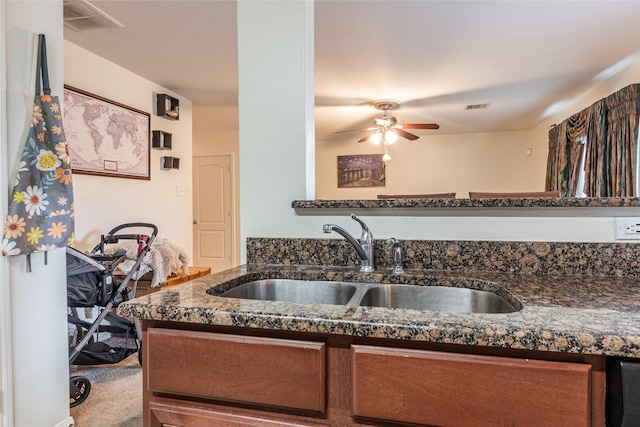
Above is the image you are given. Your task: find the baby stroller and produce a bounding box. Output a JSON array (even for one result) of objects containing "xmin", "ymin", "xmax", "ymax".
[{"xmin": 67, "ymin": 223, "xmax": 158, "ymax": 408}]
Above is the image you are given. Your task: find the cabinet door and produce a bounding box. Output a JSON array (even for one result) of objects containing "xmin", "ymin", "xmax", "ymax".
[
  {"xmin": 352, "ymin": 345, "xmax": 592, "ymax": 427},
  {"xmin": 147, "ymin": 328, "xmax": 326, "ymax": 413}
]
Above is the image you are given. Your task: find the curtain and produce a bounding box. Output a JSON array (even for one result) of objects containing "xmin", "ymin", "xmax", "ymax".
[
  {"xmin": 545, "ymin": 110, "xmax": 588, "ymax": 197},
  {"xmin": 583, "ymin": 99, "xmax": 608, "ymax": 196},
  {"xmin": 546, "ymin": 83, "xmax": 640, "ymax": 197},
  {"xmin": 605, "ymin": 83, "xmax": 640, "ymax": 197},
  {"xmin": 544, "ymin": 125, "xmax": 560, "ymax": 191},
  {"xmin": 545, "ymin": 123, "xmax": 563, "ymax": 193},
  {"xmin": 566, "ymin": 108, "xmax": 590, "ymax": 196}
]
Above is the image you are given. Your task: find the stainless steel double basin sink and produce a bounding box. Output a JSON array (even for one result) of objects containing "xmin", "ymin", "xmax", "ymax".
[{"xmin": 213, "ymin": 278, "xmax": 520, "ymax": 314}]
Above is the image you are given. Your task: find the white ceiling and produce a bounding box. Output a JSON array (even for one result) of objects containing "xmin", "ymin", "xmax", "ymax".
[{"xmin": 63, "ymin": 0, "xmax": 640, "ymax": 141}]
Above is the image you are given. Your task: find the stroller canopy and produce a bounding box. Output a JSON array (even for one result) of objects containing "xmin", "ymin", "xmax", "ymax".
[{"xmin": 66, "ymin": 247, "xmax": 106, "ymax": 276}]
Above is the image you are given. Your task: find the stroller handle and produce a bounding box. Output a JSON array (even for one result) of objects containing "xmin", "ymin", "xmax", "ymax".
[
  {"xmin": 106, "ymin": 222, "xmax": 158, "ymax": 238},
  {"xmin": 94, "ymin": 223, "xmax": 159, "ymax": 255}
]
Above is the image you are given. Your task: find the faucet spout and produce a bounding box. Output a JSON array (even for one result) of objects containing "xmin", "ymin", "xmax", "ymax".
[{"xmin": 323, "ymin": 214, "xmax": 374, "ymax": 273}]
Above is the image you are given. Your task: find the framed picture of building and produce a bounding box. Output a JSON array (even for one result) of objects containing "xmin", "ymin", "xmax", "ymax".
[{"xmin": 337, "ymin": 154, "xmax": 385, "ymax": 188}]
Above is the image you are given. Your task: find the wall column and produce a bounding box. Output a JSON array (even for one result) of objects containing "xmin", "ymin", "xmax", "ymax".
[{"xmin": 237, "ymin": 0, "xmax": 315, "ymax": 261}]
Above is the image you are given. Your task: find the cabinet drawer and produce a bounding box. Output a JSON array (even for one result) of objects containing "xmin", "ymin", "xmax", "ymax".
[
  {"xmin": 352, "ymin": 345, "xmax": 592, "ymax": 427},
  {"xmin": 147, "ymin": 328, "xmax": 326, "ymax": 413}
]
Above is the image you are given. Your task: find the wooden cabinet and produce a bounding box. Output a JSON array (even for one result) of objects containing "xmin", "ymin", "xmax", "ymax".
[
  {"xmin": 142, "ymin": 322, "xmax": 605, "ymax": 427},
  {"xmin": 352, "ymin": 345, "xmax": 593, "ymax": 427}
]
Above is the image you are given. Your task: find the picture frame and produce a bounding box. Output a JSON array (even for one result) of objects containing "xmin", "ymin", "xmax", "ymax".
[
  {"xmin": 337, "ymin": 154, "xmax": 386, "ymax": 188},
  {"xmin": 63, "ymin": 85, "xmax": 151, "ymax": 179}
]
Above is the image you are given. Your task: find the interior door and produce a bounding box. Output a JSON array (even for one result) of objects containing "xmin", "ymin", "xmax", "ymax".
[{"xmin": 192, "ymin": 155, "xmax": 234, "ymax": 273}]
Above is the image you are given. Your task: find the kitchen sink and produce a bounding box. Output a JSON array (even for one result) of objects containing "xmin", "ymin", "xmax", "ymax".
[
  {"xmin": 357, "ymin": 284, "xmax": 518, "ymax": 313},
  {"xmin": 218, "ymin": 279, "xmax": 357, "ymax": 305},
  {"xmin": 213, "ymin": 278, "xmax": 520, "ymax": 314}
]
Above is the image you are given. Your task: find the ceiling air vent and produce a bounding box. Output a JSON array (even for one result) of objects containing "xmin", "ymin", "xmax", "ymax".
[
  {"xmin": 63, "ymin": 0, "xmax": 125, "ymax": 32},
  {"xmin": 465, "ymin": 103, "xmax": 491, "ymax": 110}
]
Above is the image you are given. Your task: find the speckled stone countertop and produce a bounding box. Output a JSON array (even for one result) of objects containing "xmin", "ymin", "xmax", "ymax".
[
  {"xmin": 292, "ymin": 197, "xmax": 640, "ymax": 216},
  {"xmin": 118, "ymin": 262, "xmax": 640, "ymax": 358},
  {"xmin": 292, "ymin": 197, "xmax": 640, "ymax": 209}
]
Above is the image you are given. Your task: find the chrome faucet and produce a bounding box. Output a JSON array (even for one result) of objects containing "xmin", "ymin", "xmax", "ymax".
[
  {"xmin": 386, "ymin": 237, "xmax": 405, "ymax": 275},
  {"xmin": 323, "ymin": 214, "xmax": 374, "ymax": 273}
]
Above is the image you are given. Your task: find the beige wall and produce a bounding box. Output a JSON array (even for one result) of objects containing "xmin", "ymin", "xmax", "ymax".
[
  {"xmin": 193, "ymin": 130, "xmax": 238, "ymax": 156},
  {"xmin": 317, "ymin": 129, "xmax": 546, "ymax": 199},
  {"xmin": 64, "ymin": 41, "xmax": 193, "ymax": 258}
]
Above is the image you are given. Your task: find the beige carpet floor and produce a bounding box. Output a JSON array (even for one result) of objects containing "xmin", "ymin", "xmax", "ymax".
[{"xmin": 69, "ymin": 353, "xmax": 142, "ymax": 427}]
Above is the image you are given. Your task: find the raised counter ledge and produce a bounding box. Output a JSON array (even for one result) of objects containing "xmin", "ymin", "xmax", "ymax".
[
  {"xmin": 117, "ymin": 264, "xmax": 640, "ymax": 358},
  {"xmin": 292, "ymin": 197, "xmax": 640, "ymax": 216}
]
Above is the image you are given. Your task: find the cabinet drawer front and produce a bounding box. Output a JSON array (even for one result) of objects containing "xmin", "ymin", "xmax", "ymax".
[
  {"xmin": 352, "ymin": 345, "xmax": 592, "ymax": 427},
  {"xmin": 147, "ymin": 328, "xmax": 326, "ymax": 412}
]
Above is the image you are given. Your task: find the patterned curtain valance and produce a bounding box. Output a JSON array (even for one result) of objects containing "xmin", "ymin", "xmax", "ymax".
[{"xmin": 566, "ymin": 106, "xmax": 591, "ymax": 142}]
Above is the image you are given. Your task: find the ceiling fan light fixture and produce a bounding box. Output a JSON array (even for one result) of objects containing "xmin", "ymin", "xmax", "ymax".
[
  {"xmin": 374, "ymin": 116, "xmax": 397, "ymax": 127},
  {"xmin": 383, "ymin": 152, "xmax": 391, "ymax": 163},
  {"xmin": 370, "ymin": 132, "xmax": 382, "ymax": 145},
  {"xmin": 385, "ymin": 130, "xmax": 398, "ymax": 145}
]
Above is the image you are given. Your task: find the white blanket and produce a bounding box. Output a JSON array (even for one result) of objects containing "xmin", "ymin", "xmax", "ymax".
[{"xmin": 104, "ymin": 237, "xmax": 190, "ymax": 287}]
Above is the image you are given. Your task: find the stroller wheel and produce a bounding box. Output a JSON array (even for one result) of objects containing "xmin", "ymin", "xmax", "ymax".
[{"xmin": 69, "ymin": 375, "xmax": 91, "ymax": 408}]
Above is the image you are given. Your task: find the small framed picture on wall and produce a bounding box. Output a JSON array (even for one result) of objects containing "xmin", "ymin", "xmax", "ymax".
[{"xmin": 337, "ymin": 154, "xmax": 385, "ymax": 188}]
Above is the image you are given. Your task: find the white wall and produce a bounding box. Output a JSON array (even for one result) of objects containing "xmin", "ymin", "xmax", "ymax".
[
  {"xmin": 2, "ymin": 2, "xmax": 73, "ymax": 426},
  {"xmin": 64, "ymin": 41, "xmax": 193, "ymax": 257},
  {"xmin": 238, "ymin": 1, "xmax": 640, "ymax": 255}
]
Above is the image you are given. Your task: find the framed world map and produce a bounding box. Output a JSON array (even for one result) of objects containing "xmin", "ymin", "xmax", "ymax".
[{"xmin": 63, "ymin": 85, "xmax": 150, "ymax": 179}]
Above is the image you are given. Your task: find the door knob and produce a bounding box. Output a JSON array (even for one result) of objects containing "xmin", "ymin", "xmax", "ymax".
[{"xmin": 193, "ymin": 220, "xmax": 197, "ymax": 224}]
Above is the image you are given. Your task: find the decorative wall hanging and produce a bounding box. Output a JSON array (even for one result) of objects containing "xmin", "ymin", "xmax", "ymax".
[
  {"xmin": 3, "ymin": 34, "xmax": 75, "ymax": 265},
  {"xmin": 63, "ymin": 85, "xmax": 151, "ymax": 179},
  {"xmin": 152, "ymin": 130, "xmax": 172, "ymax": 149},
  {"xmin": 337, "ymin": 154, "xmax": 386, "ymax": 188},
  {"xmin": 162, "ymin": 156, "xmax": 180, "ymax": 170},
  {"xmin": 156, "ymin": 94, "xmax": 179, "ymax": 120}
]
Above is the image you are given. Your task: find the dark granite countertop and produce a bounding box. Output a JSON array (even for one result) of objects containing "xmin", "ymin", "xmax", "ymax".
[
  {"xmin": 292, "ymin": 197, "xmax": 640, "ymax": 209},
  {"xmin": 118, "ymin": 263, "xmax": 640, "ymax": 358},
  {"xmin": 291, "ymin": 197, "xmax": 640, "ymax": 216}
]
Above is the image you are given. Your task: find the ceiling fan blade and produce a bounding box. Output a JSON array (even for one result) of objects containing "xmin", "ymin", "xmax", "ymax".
[
  {"xmin": 401, "ymin": 123, "xmax": 440, "ymax": 130},
  {"xmin": 334, "ymin": 127, "xmax": 377, "ymax": 134},
  {"xmin": 394, "ymin": 128, "xmax": 419, "ymax": 141},
  {"xmin": 357, "ymin": 132, "xmax": 377, "ymax": 143}
]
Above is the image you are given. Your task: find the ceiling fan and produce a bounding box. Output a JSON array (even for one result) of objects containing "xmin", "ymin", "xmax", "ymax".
[{"xmin": 335, "ymin": 99, "xmax": 439, "ymax": 144}]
